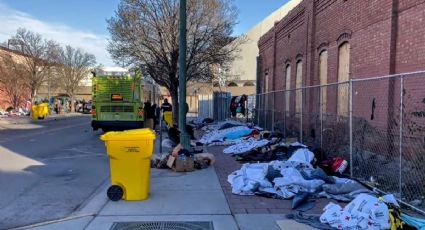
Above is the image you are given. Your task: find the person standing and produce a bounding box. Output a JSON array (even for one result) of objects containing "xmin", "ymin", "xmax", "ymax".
[
  {"xmin": 161, "ymin": 99, "xmax": 173, "ymax": 128},
  {"xmin": 160, "ymin": 98, "xmax": 172, "ymax": 112}
]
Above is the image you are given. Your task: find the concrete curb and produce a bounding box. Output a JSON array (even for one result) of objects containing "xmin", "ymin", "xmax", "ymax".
[
  {"xmin": 8, "ymin": 215, "xmax": 94, "ymax": 230},
  {"xmin": 72, "ymin": 177, "xmax": 110, "ymax": 217},
  {"xmin": 0, "ymin": 114, "xmax": 89, "ymax": 126}
]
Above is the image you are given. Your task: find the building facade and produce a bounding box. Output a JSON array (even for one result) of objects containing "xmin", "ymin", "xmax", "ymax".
[{"xmin": 258, "ymin": 0, "xmax": 425, "ymax": 128}]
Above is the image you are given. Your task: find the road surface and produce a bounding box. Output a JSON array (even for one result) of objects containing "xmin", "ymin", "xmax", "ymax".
[{"xmin": 0, "ymin": 116, "xmax": 109, "ymax": 229}]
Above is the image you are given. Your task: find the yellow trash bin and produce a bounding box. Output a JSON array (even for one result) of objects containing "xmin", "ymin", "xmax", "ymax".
[
  {"xmin": 38, "ymin": 103, "xmax": 49, "ymax": 119},
  {"xmin": 100, "ymin": 128, "xmax": 156, "ymax": 201},
  {"xmin": 163, "ymin": 111, "xmax": 173, "ymax": 128},
  {"xmin": 31, "ymin": 105, "xmax": 39, "ymax": 120}
]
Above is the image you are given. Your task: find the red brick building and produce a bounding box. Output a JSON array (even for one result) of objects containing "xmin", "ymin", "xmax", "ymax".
[{"xmin": 258, "ymin": 0, "xmax": 425, "ymax": 130}]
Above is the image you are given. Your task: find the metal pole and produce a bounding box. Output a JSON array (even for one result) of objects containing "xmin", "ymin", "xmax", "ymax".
[
  {"xmin": 265, "ymin": 94, "xmax": 268, "ymax": 130},
  {"xmin": 349, "ymin": 80, "xmax": 353, "ymax": 178},
  {"xmin": 320, "ymin": 86, "xmax": 323, "ymax": 149},
  {"xmin": 284, "ymin": 92, "xmax": 287, "ymax": 138},
  {"xmin": 159, "ymin": 110, "xmax": 163, "ymax": 153},
  {"xmin": 178, "ymin": 0, "xmax": 190, "ymax": 149},
  {"xmin": 257, "ymin": 94, "xmax": 260, "ymax": 126},
  {"xmin": 300, "ymin": 89, "xmax": 303, "ymax": 142},
  {"xmin": 272, "ymin": 92, "xmax": 275, "ymax": 131},
  {"xmin": 399, "ymin": 75, "xmax": 404, "ymax": 198}
]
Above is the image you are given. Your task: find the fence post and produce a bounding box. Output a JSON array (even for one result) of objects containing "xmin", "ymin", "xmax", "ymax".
[
  {"xmin": 300, "ymin": 88, "xmax": 303, "ymax": 143},
  {"xmin": 349, "ymin": 80, "xmax": 353, "ymax": 178},
  {"xmin": 399, "ymin": 75, "xmax": 404, "ymax": 199},
  {"xmin": 257, "ymin": 94, "xmax": 260, "ymax": 126},
  {"xmin": 320, "ymin": 86, "xmax": 323, "ymax": 149},
  {"xmin": 283, "ymin": 91, "xmax": 287, "ymax": 138},
  {"xmin": 265, "ymin": 93, "xmax": 268, "ymax": 130},
  {"xmin": 272, "ymin": 91, "xmax": 275, "ymax": 132}
]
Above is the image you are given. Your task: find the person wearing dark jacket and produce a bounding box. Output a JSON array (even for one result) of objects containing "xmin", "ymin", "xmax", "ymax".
[{"xmin": 161, "ymin": 99, "xmax": 172, "ymax": 112}]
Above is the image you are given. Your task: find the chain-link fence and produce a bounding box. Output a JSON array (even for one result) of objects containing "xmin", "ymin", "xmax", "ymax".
[{"xmin": 252, "ymin": 71, "xmax": 425, "ymax": 213}]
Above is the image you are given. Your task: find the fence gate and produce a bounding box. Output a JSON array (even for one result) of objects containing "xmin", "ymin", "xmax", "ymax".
[
  {"xmin": 213, "ymin": 92, "xmax": 231, "ymax": 121},
  {"xmin": 198, "ymin": 94, "xmax": 213, "ymax": 118}
]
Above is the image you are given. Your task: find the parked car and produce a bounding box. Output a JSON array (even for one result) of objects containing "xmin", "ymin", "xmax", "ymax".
[
  {"xmin": 0, "ymin": 111, "xmax": 8, "ymax": 117},
  {"xmin": 83, "ymin": 103, "xmax": 92, "ymax": 114}
]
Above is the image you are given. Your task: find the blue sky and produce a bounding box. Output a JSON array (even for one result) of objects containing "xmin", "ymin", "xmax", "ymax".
[{"xmin": 0, "ymin": 0, "xmax": 289, "ymax": 66}]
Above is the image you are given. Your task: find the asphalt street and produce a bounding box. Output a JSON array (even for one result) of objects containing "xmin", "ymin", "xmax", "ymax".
[{"xmin": 0, "ymin": 116, "xmax": 109, "ymax": 229}]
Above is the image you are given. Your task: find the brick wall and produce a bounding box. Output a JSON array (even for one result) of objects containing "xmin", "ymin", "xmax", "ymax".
[{"xmin": 258, "ymin": 0, "xmax": 425, "ymax": 131}]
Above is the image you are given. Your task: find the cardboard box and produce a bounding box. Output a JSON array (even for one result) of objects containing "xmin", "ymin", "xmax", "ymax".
[
  {"xmin": 166, "ymin": 155, "xmax": 176, "ymax": 169},
  {"xmin": 174, "ymin": 156, "xmax": 194, "ymax": 172},
  {"xmin": 166, "ymin": 155, "xmax": 194, "ymax": 172}
]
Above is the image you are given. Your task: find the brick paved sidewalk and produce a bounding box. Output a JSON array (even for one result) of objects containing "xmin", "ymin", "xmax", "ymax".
[{"xmin": 206, "ymin": 145, "xmax": 331, "ymax": 215}]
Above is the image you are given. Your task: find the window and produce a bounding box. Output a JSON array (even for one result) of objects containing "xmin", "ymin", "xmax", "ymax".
[
  {"xmin": 285, "ymin": 64, "xmax": 291, "ymax": 112},
  {"xmin": 227, "ymin": 82, "xmax": 238, "ymax": 87},
  {"xmin": 338, "ymin": 42, "xmax": 350, "ymax": 116},
  {"xmin": 295, "ymin": 60, "xmax": 303, "ymax": 113},
  {"xmin": 243, "ymin": 81, "xmax": 255, "ymax": 87},
  {"xmin": 319, "ymin": 50, "xmax": 328, "ymax": 115},
  {"xmin": 213, "ymin": 82, "xmax": 219, "ymax": 87}
]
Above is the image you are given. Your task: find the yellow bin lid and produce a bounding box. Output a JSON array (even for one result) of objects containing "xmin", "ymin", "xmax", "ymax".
[{"xmin": 100, "ymin": 128, "xmax": 156, "ymax": 141}]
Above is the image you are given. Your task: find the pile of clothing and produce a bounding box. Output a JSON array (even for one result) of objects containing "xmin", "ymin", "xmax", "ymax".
[
  {"xmin": 198, "ymin": 120, "xmax": 260, "ymax": 145},
  {"xmin": 227, "ymin": 145, "xmax": 379, "ymax": 215},
  {"xmin": 223, "ymin": 137, "xmax": 309, "ymax": 162},
  {"xmin": 227, "ymin": 147, "xmax": 369, "ymax": 200},
  {"xmin": 227, "ymin": 140, "xmax": 425, "ymax": 229}
]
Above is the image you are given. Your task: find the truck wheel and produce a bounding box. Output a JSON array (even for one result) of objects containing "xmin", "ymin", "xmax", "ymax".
[{"xmin": 107, "ymin": 185, "xmax": 123, "ymax": 201}]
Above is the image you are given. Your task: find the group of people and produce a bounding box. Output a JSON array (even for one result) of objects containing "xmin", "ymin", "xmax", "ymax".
[
  {"xmin": 230, "ymin": 94, "xmax": 248, "ymax": 117},
  {"xmin": 144, "ymin": 98, "xmax": 173, "ymax": 130}
]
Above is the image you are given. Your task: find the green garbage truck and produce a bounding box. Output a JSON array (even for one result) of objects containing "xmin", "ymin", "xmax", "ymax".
[{"xmin": 91, "ymin": 68, "xmax": 144, "ymax": 131}]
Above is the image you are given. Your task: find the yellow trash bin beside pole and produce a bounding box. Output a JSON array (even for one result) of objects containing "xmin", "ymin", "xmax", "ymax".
[
  {"xmin": 100, "ymin": 128, "xmax": 156, "ymax": 201},
  {"xmin": 163, "ymin": 111, "xmax": 173, "ymax": 128}
]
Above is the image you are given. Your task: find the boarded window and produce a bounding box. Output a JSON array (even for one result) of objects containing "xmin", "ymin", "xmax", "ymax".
[
  {"xmin": 319, "ymin": 50, "xmax": 328, "ymax": 115},
  {"xmin": 338, "ymin": 42, "xmax": 350, "ymax": 116},
  {"xmin": 285, "ymin": 65, "xmax": 291, "ymax": 112},
  {"xmin": 295, "ymin": 61, "xmax": 303, "ymax": 113}
]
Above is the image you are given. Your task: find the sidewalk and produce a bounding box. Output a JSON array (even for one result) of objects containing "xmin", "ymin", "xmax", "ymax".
[
  {"xmin": 21, "ymin": 169, "xmax": 313, "ymax": 230},
  {"xmin": 14, "ymin": 130, "xmax": 316, "ymax": 230}
]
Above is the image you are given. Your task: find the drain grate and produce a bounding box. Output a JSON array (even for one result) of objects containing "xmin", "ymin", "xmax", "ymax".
[{"xmin": 110, "ymin": 221, "xmax": 214, "ymax": 230}]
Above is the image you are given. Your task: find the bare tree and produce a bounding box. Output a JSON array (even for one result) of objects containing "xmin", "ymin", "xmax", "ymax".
[
  {"xmin": 9, "ymin": 28, "xmax": 61, "ymax": 102},
  {"xmin": 107, "ymin": 0, "xmax": 240, "ymax": 122},
  {"xmin": 57, "ymin": 45, "xmax": 96, "ymax": 112},
  {"xmin": 0, "ymin": 52, "xmax": 30, "ymax": 110}
]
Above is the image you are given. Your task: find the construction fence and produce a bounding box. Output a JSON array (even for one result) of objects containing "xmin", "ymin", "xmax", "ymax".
[{"xmin": 250, "ymin": 71, "xmax": 425, "ymax": 213}]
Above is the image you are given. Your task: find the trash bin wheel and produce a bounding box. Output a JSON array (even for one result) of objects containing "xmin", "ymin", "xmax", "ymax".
[{"xmin": 107, "ymin": 185, "xmax": 123, "ymax": 201}]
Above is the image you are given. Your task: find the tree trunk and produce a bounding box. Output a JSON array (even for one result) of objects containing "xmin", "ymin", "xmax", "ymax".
[
  {"xmin": 170, "ymin": 88, "xmax": 179, "ymax": 125},
  {"xmin": 31, "ymin": 88, "xmax": 37, "ymax": 103},
  {"xmin": 70, "ymin": 94, "xmax": 75, "ymax": 113}
]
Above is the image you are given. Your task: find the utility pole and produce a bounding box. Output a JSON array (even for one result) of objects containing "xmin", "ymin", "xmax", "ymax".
[{"xmin": 179, "ymin": 0, "xmax": 190, "ymax": 149}]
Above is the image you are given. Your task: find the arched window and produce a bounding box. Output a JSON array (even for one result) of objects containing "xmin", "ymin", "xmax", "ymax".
[
  {"xmin": 319, "ymin": 50, "xmax": 328, "ymax": 115},
  {"xmin": 227, "ymin": 82, "xmax": 238, "ymax": 87},
  {"xmin": 285, "ymin": 64, "xmax": 291, "ymax": 112},
  {"xmin": 243, "ymin": 81, "xmax": 255, "ymax": 87},
  {"xmin": 295, "ymin": 60, "xmax": 303, "ymax": 113},
  {"xmin": 338, "ymin": 42, "xmax": 350, "ymax": 116},
  {"xmin": 213, "ymin": 82, "xmax": 220, "ymax": 87}
]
